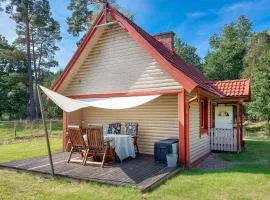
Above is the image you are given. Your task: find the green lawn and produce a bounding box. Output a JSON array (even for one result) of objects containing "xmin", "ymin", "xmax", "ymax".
[
  {"xmin": 0, "ymin": 120, "xmax": 62, "ymax": 163},
  {"xmin": 1, "ymin": 140, "xmax": 270, "ymax": 200},
  {"xmin": 0, "ymin": 137, "xmax": 62, "ymax": 163},
  {"xmin": 1, "ymin": 121, "xmax": 270, "ymax": 200},
  {"xmin": 0, "ymin": 120, "xmax": 62, "ymax": 143},
  {"xmin": 244, "ymin": 121, "xmax": 270, "ymax": 140}
]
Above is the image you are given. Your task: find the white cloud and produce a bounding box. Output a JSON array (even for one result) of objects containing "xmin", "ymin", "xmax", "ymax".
[
  {"xmin": 186, "ymin": 11, "xmax": 207, "ymax": 18},
  {"xmin": 217, "ymin": 0, "xmax": 270, "ymax": 17},
  {"xmin": 218, "ymin": 0, "xmax": 267, "ymax": 14},
  {"xmin": 175, "ymin": 0, "xmax": 270, "ymax": 58}
]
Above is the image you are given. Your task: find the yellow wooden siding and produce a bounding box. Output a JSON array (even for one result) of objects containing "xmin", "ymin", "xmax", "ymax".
[
  {"xmin": 58, "ymin": 27, "xmax": 106, "ymax": 94},
  {"xmin": 62, "ymin": 24, "xmax": 181, "ymax": 96},
  {"xmin": 80, "ymin": 95, "xmax": 179, "ymax": 155},
  {"xmin": 67, "ymin": 110, "xmax": 82, "ymax": 127},
  {"xmin": 188, "ymin": 98, "xmax": 210, "ymax": 164}
]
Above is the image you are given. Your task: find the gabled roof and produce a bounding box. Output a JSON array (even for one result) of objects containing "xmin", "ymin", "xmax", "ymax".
[
  {"xmin": 109, "ymin": 6, "xmax": 223, "ymax": 97},
  {"xmin": 52, "ymin": 4, "xmax": 222, "ymax": 97},
  {"xmin": 208, "ymin": 79, "xmax": 250, "ymax": 98}
]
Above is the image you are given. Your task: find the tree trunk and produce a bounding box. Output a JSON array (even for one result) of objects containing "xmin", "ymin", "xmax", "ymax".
[
  {"xmin": 25, "ymin": 8, "xmax": 36, "ymax": 120},
  {"xmin": 31, "ymin": 33, "xmax": 39, "ymax": 119}
]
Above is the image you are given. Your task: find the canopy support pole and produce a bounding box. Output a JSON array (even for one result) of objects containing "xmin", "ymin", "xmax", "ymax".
[{"xmin": 37, "ymin": 85, "xmax": 55, "ymax": 176}]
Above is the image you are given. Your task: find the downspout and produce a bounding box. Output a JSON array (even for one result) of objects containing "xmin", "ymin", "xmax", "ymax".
[
  {"xmin": 185, "ymin": 92, "xmax": 198, "ymax": 168},
  {"xmin": 188, "ymin": 93, "xmax": 198, "ymax": 104}
]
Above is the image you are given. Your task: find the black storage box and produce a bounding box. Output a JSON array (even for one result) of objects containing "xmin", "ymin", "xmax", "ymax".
[{"xmin": 154, "ymin": 139, "xmax": 179, "ymax": 163}]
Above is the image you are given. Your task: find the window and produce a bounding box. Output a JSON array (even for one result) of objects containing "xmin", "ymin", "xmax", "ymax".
[
  {"xmin": 200, "ymin": 101, "xmax": 205, "ymax": 128},
  {"xmin": 200, "ymin": 99, "xmax": 208, "ymax": 134}
]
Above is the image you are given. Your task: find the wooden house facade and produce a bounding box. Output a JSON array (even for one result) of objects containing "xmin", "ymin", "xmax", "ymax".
[{"xmin": 52, "ymin": 4, "xmax": 250, "ymax": 167}]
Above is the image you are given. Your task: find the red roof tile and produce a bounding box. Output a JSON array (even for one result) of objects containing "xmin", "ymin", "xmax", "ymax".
[{"xmin": 208, "ymin": 79, "xmax": 250, "ymax": 98}]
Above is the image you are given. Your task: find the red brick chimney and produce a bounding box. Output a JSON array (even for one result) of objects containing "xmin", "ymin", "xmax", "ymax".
[{"xmin": 153, "ymin": 32, "xmax": 175, "ymax": 52}]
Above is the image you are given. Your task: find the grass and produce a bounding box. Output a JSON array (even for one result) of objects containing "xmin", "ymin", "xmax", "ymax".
[
  {"xmin": 0, "ymin": 120, "xmax": 62, "ymax": 143},
  {"xmin": 220, "ymin": 139, "xmax": 270, "ymax": 163},
  {"xmin": 1, "ymin": 122, "xmax": 270, "ymax": 199},
  {"xmin": 0, "ymin": 119, "xmax": 62, "ymax": 163},
  {"xmin": 244, "ymin": 121, "xmax": 270, "ymax": 140},
  {"xmin": 0, "ymin": 137, "xmax": 62, "ymax": 163},
  {"xmin": 1, "ymin": 141, "xmax": 270, "ymax": 200}
]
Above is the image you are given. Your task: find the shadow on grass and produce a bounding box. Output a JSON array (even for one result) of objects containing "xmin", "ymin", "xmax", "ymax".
[
  {"xmin": 182, "ymin": 140, "xmax": 270, "ymax": 176},
  {"xmin": 245, "ymin": 126, "xmax": 263, "ymax": 133}
]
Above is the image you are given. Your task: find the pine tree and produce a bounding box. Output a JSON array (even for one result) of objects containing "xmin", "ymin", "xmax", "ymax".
[
  {"xmin": 0, "ymin": 0, "xmax": 36, "ymax": 119},
  {"xmin": 67, "ymin": 0, "xmax": 133, "ymax": 45},
  {"xmin": 67, "ymin": 0, "xmax": 116, "ymax": 37},
  {"xmin": 1, "ymin": 0, "xmax": 61, "ymax": 119},
  {"xmin": 15, "ymin": 0, "xmax": 61, "ymax": 118}
]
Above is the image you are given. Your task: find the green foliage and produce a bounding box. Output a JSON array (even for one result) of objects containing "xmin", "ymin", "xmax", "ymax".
[
  {"xmin": 174, "ymin": 36, "xmax": 202, "ymax": 70},
  {"xmin": 0, "ymin": 32, "xmax": 62, "ymax": 120},
  {"xmin": 13, "ymin": 1, "xmax": 61, "ymax": 78},
  {"xmin": 0, "ymin": 35, "xmax": 27, "ymax": 120},
  {"xmin": 245, "ymin": 32, "xmax": 270, "ymax": 122},
  {"xmin": 67, "ymin": 0, "xmax": 95, "ymax": 37},
  {"xmin": 41, "ymin": 71, "xmax": 62, "ymax": 119},
  {"xmin": 204, "ymin": 15, "xmax": 253, "ymax": 80},
  {"xmin": 3, "ymin": 0, "xmax": 61, "ymax": 70},
  {"xmin": 204, "ymin": 15, "xmax": 269, "ymax": 124},
  {"xmin": 1, "ymin": 0, "xmax": 40, "ymax": 119},
  {"xmin": 1, "ymin": 0, "xmax": 62, "ymax": 119},
  {"xmin": 67, "ymin": 0, "xmax": 134, "ymax": 45},
  {"xmin": 67, "ymin": 0, "xmax": 116, "ymax": 37},
  {"xmin": 243, "ymin": 31, "xmax": 270, "ymax": 78},
  {"xmin": 204, "ymin": 42, "xmax": 246, "ymax": 80},
  {"xmin": 244, "ymin": 121, "xmax": 270, "ymax": 139}
]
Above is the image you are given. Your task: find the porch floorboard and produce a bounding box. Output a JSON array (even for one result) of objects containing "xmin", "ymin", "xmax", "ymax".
[{"xmin": 0, "ymin": 153, "xmax": 180, "ymax": 191}]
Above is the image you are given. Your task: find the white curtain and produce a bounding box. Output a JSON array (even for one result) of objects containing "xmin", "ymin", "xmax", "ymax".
[{"xmin": 39, "ymin": 85, "xmax": 160, "ymax": 112}]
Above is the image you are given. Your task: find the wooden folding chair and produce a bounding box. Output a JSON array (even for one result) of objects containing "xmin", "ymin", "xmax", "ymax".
[
  {"xmin": 84, "ymin": 126, "xmax": 115, "ymax": 167},
  {"xmin": 66, "ymin": 126, "xmax": 87, "ymax": 165}
]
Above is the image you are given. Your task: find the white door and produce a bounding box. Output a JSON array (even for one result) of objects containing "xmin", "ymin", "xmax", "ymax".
[{"xmin": 215, "ymin": 105, "xmax": 233, "ymax": 129}]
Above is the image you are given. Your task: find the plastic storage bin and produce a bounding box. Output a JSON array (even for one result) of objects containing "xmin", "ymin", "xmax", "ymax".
[
  {"xmin": 154, "ymin": 139, "xmax": 178, "ymax": 164},
  {"xmin": 166, "ymin": 154, "xmax": 178, "ymax": 167}
]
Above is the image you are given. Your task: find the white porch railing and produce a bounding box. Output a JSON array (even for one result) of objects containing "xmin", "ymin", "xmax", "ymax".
[{"xmin": 209, "ymin": 128, "xmax": 238, "ymax": 152}]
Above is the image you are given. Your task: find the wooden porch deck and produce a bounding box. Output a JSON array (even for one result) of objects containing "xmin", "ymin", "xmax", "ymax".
[{"xmin": 0, "ymin": 153, "xmax": 180, "ymax": 191}]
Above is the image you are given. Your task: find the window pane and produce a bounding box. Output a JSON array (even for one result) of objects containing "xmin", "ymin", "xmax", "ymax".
[{"xmin": 200, "ymin": 101, "xmax": 204, "ymax": 127}]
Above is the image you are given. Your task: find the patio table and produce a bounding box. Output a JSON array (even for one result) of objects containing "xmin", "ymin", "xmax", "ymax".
[{"xmin": 105, "ymin": 134, "xmax": 136, "ymax": 161}]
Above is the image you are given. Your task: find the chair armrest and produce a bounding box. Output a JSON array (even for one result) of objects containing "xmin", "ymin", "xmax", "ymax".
[{"xmin": 104, "ymin": 138, "xmax": 113, "ymax": 143}]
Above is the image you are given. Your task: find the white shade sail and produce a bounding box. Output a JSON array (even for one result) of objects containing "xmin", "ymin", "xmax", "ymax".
[
  {"xmin": 39, "ymin": 85, "xmax": 160, "ymax": 112},
  {"xmin": 40, "ymin": 85, "xmax": 89, "ymax": 112}
]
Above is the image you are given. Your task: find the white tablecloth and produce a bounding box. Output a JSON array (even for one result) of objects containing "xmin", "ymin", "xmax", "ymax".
[{"xmin": 105, "ymin": 134, "xmax": 136, "ymax": 161}]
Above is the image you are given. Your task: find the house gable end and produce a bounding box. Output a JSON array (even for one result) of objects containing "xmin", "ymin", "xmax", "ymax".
[{"xmin": 61, "ymin": 24, "xmax": 182, "ymax": 96}]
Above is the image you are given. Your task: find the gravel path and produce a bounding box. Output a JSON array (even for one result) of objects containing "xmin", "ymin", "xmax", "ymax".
[{"xmin": 196, "ymin": 153, "xmax": 229, "ymax": 171}]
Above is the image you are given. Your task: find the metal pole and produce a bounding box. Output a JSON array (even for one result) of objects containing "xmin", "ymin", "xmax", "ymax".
[
  {"xmin": 50, "ymin": 119, "xmax": 52, "ymax": 135},
  {"xmin": 37, "ymin": 85, "xmax": 55, "ymax": 176},
  {"xmin": 14, "ymin": 121, "xmax": 17, "ymax": 138}
]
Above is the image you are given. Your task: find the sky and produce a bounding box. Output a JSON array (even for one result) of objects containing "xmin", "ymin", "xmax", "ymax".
[{"xmin": 0, "ymin": 0, "xmax": 269, "ymax": 72}]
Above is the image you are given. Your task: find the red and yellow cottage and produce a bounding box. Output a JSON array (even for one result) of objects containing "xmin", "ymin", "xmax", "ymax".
[{"xmin": 51, "ymin": 4, "xmax": 250, "ymax": 168}]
